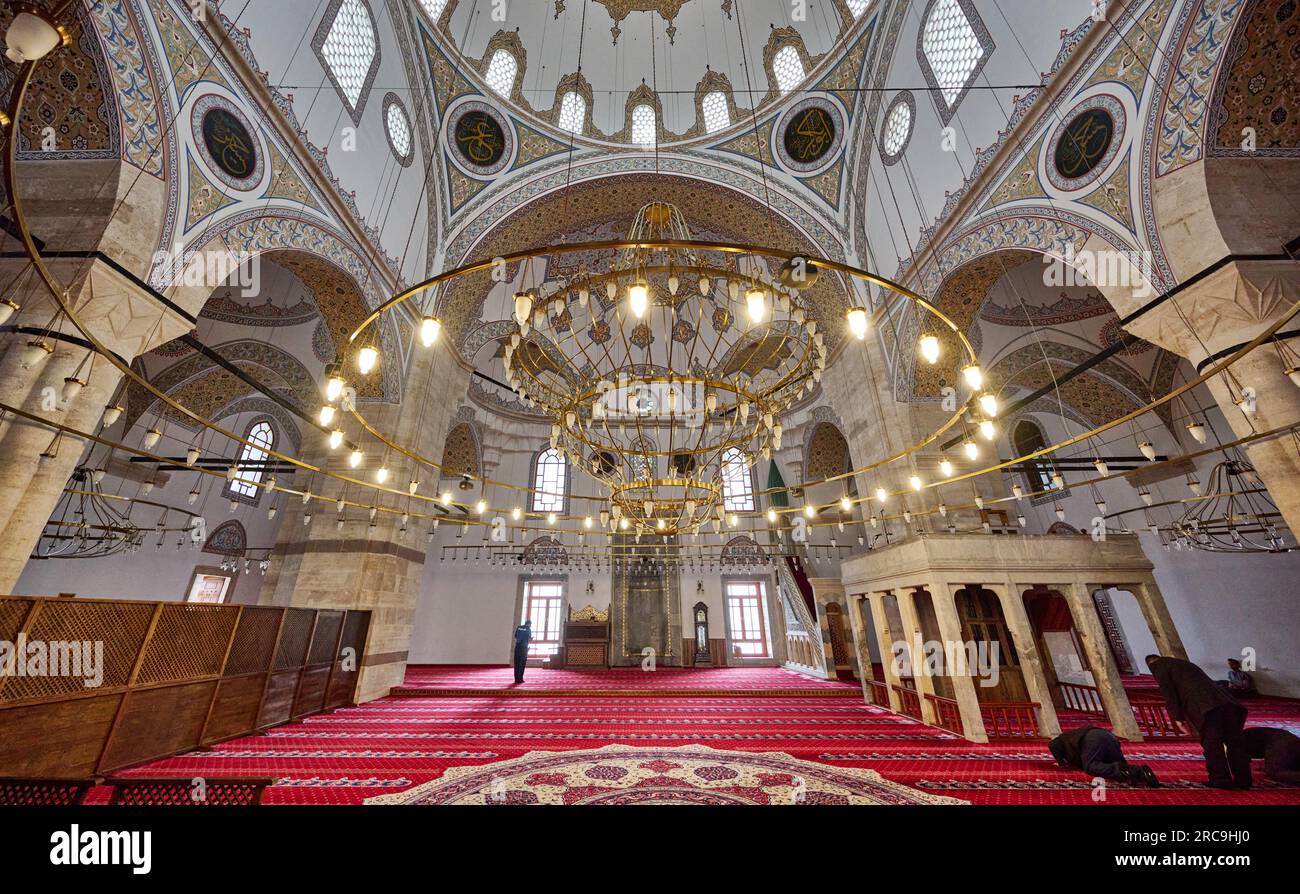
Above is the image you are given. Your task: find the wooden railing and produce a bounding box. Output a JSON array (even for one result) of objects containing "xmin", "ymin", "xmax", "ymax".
[
  {"xmin": 981, "ymin": 702, "xmax": 1042, "ymax": 739},
  {"xmin": 0, "ymin": 597, "xmax": 370, "ymax": 779},
  {"xmin": 865, "ymin": 678, "xmax": 890, "ymax": 708},
  {"xmin": 892, "ymin": 683, "xmax": 923, "ymax": 720},
  {"xmin": 924, "ymin": 693, "xmax": 964, "ymax": 734},
  {"xmin": 1058, "ymin": 681, "xmax": 1106, "ymax": 715},
  {"xmin": 106, "ymin": 776, "xmax": 276, "ymax": 805},
  {"xmin": 1129, "ymin": 697, "xmax": 1194, "ymax": 739}
]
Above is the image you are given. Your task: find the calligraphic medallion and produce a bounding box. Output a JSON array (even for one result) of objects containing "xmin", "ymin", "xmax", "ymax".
[
  {"xmin": 192, "ymin": 95, "xmax": 263, "ymax": 190},
  {"xmin": 1047, "ymin": 95, "xmax": 1126, "ymax": 191},
  {"xmin": 774, "ymin": 95, "xmax": 845, "ymax": 176},
  {"xmin": 446, "ymin": 99, "xmax": 514, "ymax": 178}
]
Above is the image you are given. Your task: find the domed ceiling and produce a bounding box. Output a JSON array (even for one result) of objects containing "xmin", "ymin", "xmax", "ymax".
[{"xmin": 421, "ymin": 0, "xmax": 871, "ymax": 144}]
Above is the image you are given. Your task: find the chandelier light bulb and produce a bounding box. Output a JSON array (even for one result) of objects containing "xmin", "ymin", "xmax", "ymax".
[
  {"xmin": 875, "ymin": 487, "xmax": 888, "ymax": 504},
  {"xmin": 919, "ymin": 334, "xmax": 940, "ymax": 365},
  {"xmin": 840, "ymin": 495, "xmax": 852, "ymax": 512},
  {"xmin": 102, "ymin": 404, "xmax": 123, "ymax": 426},
  {"xmin": 1096, "ymin": 499, "xmax": 1108, "ymax": 514},
  {"xmin": 1012, "ymin": 483, "xmax": 1024, "ymax": 500},
  {"xmin": 513, "ymin": 506, "xmax": 522, "ymax": 521},
  {"xmin": 376, "ymin": 467, "xmax": 389, "ymax": 484},
  {"xmin": 141, "ymin": 479, "xmax": 154, "ymax": 496},
  {"xmin": 513, "ymin": 292, "xmax": 533, "ymax": 325},
  {"xmin": 767, "ymin": 508, "xmax": 778, "ymax": 523},
  {"xmin": 548, "ymin": 512, "xmax": 558, "ymax": 525},
  {"xmin": 804, "ymin": 504, "xmax": 815, "ymax": 519},
  {"xmin": 628, "ymin": 281, "xmax": 649, "ymax": 318},
  {"xmin": 975, "ymin": 495, "xmax": 985, "ymax": 509},
  {"xmin": 939, "ymin": 458, "xmax": 954, "ymax": 477},
  {"xmin": 620, "ymin": 517, "xmax": 630, "ymax": 530},
  {"xmin": 745, "ymin": 287, "xmax": 767, "ymax": 323},
  {"xmin": 61, "ymin": 376, "xmax": 85, "ymax": 403},
  {"xmin": 1140, "ymin": 488, "xmax": 1153, "ymax": 506},
  {"xmin": 143, "ymin": 428, "xmax": 162, "ymax": 449},
  {"xmin": 476, "ymin": 499, "xmax": 487, "ymax": 515},
  {"xmin": 302, "ymin": 490, "xmax": 312, "ymax": 504},
  {"xmin": 337, "ymin": 498, "xmax": 346, "ymax": 513},
  {"xmin": 583, "ymin": 516, "xmax": 593, "ymax": 529},
  {"xmin": 328, "ymin": 429, "xmax": 344, "ymax": 450},
  {"xmin": 21, "ymin": 339, "xmax": 52, "ymax": 369},
  {"xmin": 979, "ymin": 419, "xmax": 996, "ymax": 440},
  {"xmin": 226, "ymin": 464, "xmax": 240, "ymax": 482},
  {"xmin": 910, "ymin": 475, "xmax": 923, "ymax": 491},
  {"xmin": 1186, "ymin": 421, "xmax": 1207, "ymax": 444},
  {"xmin": 409, "ymin": 479, "xmax": 419, "ymax": 495},
  {"xmin": 1287, "ymin": 366, "xmax": 1300, "ymax": 389},
  {"xmin": 185, "ymin": 446, "xmax": 200, "ymax": 467},
  {"xmin": 962, "ymin": 364, "xmax": 984, "ymax": 390},
  {"xmin": 847, "ymin": 307, "xmax": 869, "ymax": 340},
  {"xmin": 420, "ymin": 316, "xmax": 442, "ymax": 348},
  {"xmin": 0, "ymin": 299, "xmax": 18, "ymax": 326},
  {"xmin": 1094, "ymin": 458, "xmax": 1110, "ymax": 477},
  {"xmin": 319, "ymin": 404, "xmax": 336, "ymax": 426},
  {"xmin": 187, "ymin": 487, "xmax": 200, "ymax": 506},
  {"xmin": 441, "ymin": 491, "xmax": 453, "ymax": 506},
  {"xmin": 963, "ymin": 440, "xmax": 978, "ymax": 461},
  {"xmin": 1017, "ymin": 514, "xmax": 1027, "ymax": 528},
  {"xmin": 1139, "ymin": 441, "xmax": 1156, "ymax": 461},
  {"xmin": 1055, "ymin": 506, "xmax": 1065, "ymax": 521},
  {"xmin": 978, "ymin": 393, "xmax": 999, "ymax": 417},
  {"xmin": 349, "ymin": 449, "xmax": 363, "ymax": 468},
  {"xmin": 325, "ymin": 372, "xmax": 346, "ymax": 403},
  {"xmin": 728, "ymin": 514, "xmax": 738, "ymax": 528},
  {"xmin": 938, "ymin": 503, "xmax": 947, "ymax": 517},
  {"xmin": 5, "ymin": 12, "xmax": 66, "ymax": 63},
  {"xmin": 357, "ymin": 346, "xmax": 378, "ymax": 375}
]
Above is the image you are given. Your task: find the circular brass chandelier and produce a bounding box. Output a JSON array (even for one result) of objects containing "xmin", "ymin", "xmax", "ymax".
[{"xmin": 504, "ymin": 202, "xmax": 823, "ymax": 536}]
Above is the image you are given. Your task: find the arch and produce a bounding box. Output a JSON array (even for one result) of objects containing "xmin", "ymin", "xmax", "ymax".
[
  {"xmin": 803, "ymin": 422, "xmax": 852, "ymax": 482},
  {"xmin": 202, "ymin": 520, "xmax": 248, "ymax": 557},
  {"xmin": 761, "ymin": 28, "xmax": 816, "ymax": 101},
  {"xmin": 478, "ymin": 31, "xmax": 526, "ymax": 102},
  {"xmin": 1012, "ymin": 419, "xmax": 1054, "ymax": 493}
]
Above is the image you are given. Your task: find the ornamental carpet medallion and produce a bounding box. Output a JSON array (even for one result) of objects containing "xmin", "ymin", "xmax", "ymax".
[{"xmin": 364, "ymin": 744, "xmax": 968, "ymax": 806}]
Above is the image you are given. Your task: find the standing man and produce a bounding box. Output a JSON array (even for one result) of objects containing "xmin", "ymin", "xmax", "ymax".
[
  {"xmin": 513, "ymin": 619, "xmax": 532, "ymax": 684},
  {"xmin": 1146, "ymin": 654, "xmax": 1251, "ymax": 790}
]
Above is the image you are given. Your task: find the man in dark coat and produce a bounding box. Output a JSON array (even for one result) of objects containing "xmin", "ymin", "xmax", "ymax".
[
  {"xmin": 1244, "ymin": 727, "xmax": 1300, "ymax": 784},
  {"xmin": 1146, "ymin": 654, "xmax": 1251, "ymax": 789},
  {"xmin": 1048, "ymin": 725, "xmax": 1160, "ymax": 787},
  {"xmin": 512, "ymin": 619, "xmax": 532, "ymax": 684}
]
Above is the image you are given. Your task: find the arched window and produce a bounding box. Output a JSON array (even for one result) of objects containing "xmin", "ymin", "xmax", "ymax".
[
  {"xmin": 1013, "ymin": 420, "xmax": 1054, "ymax": 493},
  {"xmin": 772, "ymin": 45, "xmax": 805, "ymax": 94},
  {"xmin": 228, "ymin": 421, "xmax": 275, "ymax": 502},
  {"xmin": 631, "ymin": 103, "xmax": 657, "ymax": 145},
  {"xmin": 846, "ymin": 0, "xmax": 871, "ymax": 16},
  {"xmin": 558, "ymin": 91, "xmax": 586, "ymax": 133},
  {"xmin": 383, "ymin": 94, "xmax": 413, "ymax": 165},
  {"xmin": 721, "ymin": 448, "xmax": 755, "ymax": 512},
  {"xmin": 880, "ymin": 91, "xmax": 914, "ymax": 164},
  {"xmin": 484, "ymin": 49, "xmax": 517, "ymax": 97},
  {"xmin": 919, "ymin": 0, "xmax": 993, "ymax": 124},
  {"xmin": 313, "ymin": 0, "xmax": 380, "ymax": 122},
  {"xmin": 532, "ymin": 447, "xmax": 567, "ymax": 513},
  {"xmin": 702, "ymin": 91, "xmax": 730, "ymax": 133}
]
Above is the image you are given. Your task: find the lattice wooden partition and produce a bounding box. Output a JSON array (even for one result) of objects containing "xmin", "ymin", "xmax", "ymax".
[{"xmin": 0, "ymin": 597, "xmax": 371, "ymax": 779}]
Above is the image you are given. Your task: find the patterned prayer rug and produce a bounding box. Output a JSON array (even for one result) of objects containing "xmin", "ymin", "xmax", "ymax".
[{"xmin": 363, "ymin": 743, "xmax": 968, "ymax": 806}]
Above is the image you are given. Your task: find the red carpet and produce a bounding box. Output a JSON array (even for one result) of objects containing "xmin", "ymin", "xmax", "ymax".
[{"xmin": 104, "ymin": 665, "xmax": 1300, "ymax": 805}]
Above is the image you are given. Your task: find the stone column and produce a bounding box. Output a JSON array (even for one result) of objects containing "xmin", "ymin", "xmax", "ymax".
[
  {"xmin": 1123, "ymin": 261, "xmax": 1300, "ymax": 533},
  {"xmin": 1063, "ymin": 581, "xmax": 1141, "ymax": 740},
  {"xmin": 990, "ymin": 582, "xmax": 1061, "ymax": 738},
  {"xmin": 894, "ymin": 586, "xmax": 939, "ymax": 724},
  {"xmin": 866, "ymin": 592, "xmax": 904, "ymax": 713},
  {"xmin": 843, "ymin": 594, "xmax": 873, "ymax": 707},
  {"xmin": 929, "ymin": 583, "xmax": 988, "ymax": 743},
  {"xmin": 1129, "ymin": 575, "xmax": 1187, "ymax": 660},
  {"xmin": 262, "ymin": 344, "xmax": 469, "ymax": 702}
]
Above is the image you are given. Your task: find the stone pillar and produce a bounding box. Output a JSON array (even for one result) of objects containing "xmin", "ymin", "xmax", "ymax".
[
  {"xmin": 810, "ymin": 576, "xmax": 851, "ymax": 678},
  {"xmin": 930, "ymin": 583, "xmax": 988, "ymax": 743},
  {"xmin": 1063, "ymin": 581, "xmax": 1141, "ymax": 741},
  {"xmin": 1129, "ymin": 576, "xmax": 1187, "ymax": 660},
  {"xmin": 990, "ymin": 582, "xmax": 1061, "ymax": 738},
  {"xmin": 843, "ymin": 594, "xmax": 873, "ymax": 707},
  {"xmin": 866, "ymin": 592, "xmax": 904, "ymax": 713},
  {"xmin": 0, "ymin": 260, "xmax": 189, "ymax": 592},
  {"xmin": 262, "ymin": 344, "xmax": 469, "ymax": 702},
  {"xmin": 894, "ymin": 587, "xmax": 939, "ymax": 724},
  {"xmin": 1123, "ymin": 261, "xmax": 1300, "ymax": 533}
]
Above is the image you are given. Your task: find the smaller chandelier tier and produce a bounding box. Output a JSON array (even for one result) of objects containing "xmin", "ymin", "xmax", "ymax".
[
  {"xmin": 503, "ymin": 203, "xmax": 826, "ymax": 535},
  {"xmin": 1169, "ymin": 457, "xmax": 1291, "ymax": 553}
]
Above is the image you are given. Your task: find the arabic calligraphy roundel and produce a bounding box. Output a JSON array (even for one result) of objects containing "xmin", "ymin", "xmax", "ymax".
[
  {"xmin": 192, "ymin": 94, "xmax": 264, "ymax": 191},
  {"xmin": 1047, "ymin": 94, "xmax": 1125, "ymax": 191},
  {"xmin": 446, "ymin": 98, "xmax": 514, "ymax": 178},
  {"xmin": 775, "ymin": 95, "xmax": 845, "ymax": 176}
]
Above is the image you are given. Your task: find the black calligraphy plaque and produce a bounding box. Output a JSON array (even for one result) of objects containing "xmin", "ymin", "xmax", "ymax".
[
  {"xmin": 1053, "ymin": 107, "xmax": 1114, "ymax": 181},
  {"xmin": 201, "ymin": 107, "xmax": 258, "ymax": 182},
  {"xmin": 782, "ymin": 106, "xmax": 836, "ymax": 166},
  {"xmin": 454, "ymin": 110, "xmax": 506, "ymax": 168}
]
